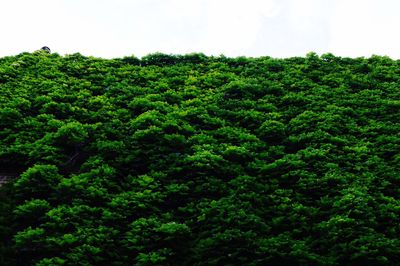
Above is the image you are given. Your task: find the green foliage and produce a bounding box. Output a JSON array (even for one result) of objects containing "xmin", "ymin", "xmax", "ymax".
[{"xmin": 0, "ymin": 52, "xmax": 399, "ymax": 265}]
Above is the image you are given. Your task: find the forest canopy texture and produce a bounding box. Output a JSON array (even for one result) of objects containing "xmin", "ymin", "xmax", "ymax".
[{"xmin": 0, "ymin": 51, "xmax": 399, "ymax": 265}]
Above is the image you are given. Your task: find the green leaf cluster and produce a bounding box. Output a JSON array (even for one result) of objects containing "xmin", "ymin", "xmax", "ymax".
[{"xmin": 0, "ymin": 52, "xmax": 399, "ymax": 265}]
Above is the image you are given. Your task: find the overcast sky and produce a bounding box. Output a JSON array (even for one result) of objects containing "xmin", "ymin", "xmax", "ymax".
[{"xmin": 1, "ymin": 0, "xmax": 400, "ymax": 59}]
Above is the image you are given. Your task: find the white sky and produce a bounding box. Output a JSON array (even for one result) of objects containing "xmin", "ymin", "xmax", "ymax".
[{"xmin": 1, "ymin": 0, "xmax": 400, "ymax": 59}]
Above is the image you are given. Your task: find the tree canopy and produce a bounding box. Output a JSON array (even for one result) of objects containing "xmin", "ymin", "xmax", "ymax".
[{"xmin": 0, "ymin": 52, "xmax": 399, "ymax": 265}]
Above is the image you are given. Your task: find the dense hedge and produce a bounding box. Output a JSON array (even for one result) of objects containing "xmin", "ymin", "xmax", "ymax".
[{"xmin": 0, "ymin": 51, "xmax": 399, "ymax": 265}]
